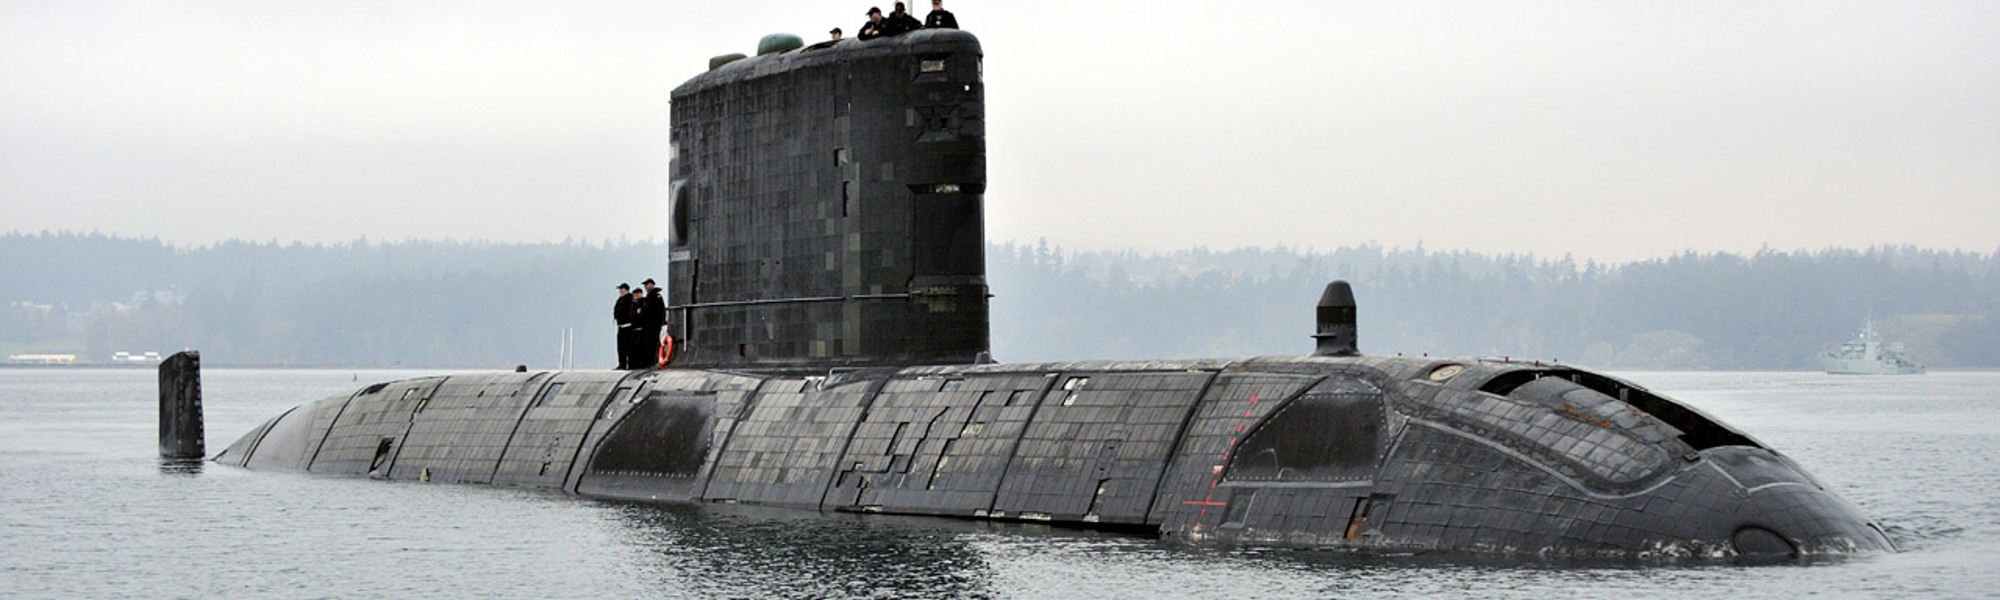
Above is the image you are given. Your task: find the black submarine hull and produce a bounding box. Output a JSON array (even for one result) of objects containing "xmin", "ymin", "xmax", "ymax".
[{"xmin": 215, "ymin": 356, "xmax": 1892, "ymax": 559}]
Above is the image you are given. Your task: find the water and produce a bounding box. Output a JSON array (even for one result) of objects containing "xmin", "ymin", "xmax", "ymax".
[{"xmin": 3, "ymin": 368, "xmax": 1997, "ymax": 599}]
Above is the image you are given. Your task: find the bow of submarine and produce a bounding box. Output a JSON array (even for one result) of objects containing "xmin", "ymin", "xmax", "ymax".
[{"xmin": 1242, "ymin": 358, "xmax": 1898, "ymax": 558}]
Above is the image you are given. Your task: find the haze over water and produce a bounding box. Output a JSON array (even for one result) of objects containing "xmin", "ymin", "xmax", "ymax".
[{"xmin": 2, "ymin": 368, "xmax": 1995, "ymax": 599}]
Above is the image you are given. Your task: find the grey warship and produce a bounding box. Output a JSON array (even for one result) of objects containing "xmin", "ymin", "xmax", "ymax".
[{"xmin": 207, "ymin": 29, "xmax": 1893, "ymax": 560}]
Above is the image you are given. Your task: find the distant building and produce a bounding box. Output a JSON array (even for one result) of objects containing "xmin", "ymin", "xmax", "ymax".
[{"xmin": 6, "ymin": 354, "xmax": 77, "ymax": 365}]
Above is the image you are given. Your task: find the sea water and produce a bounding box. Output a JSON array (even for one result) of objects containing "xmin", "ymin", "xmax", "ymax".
[{"xmin": 2, "ymin": 368, "xmax": 1995, "ymax": 599}]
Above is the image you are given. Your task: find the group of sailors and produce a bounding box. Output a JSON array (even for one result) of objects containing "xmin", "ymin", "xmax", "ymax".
[
  {"xmin": 830, "ymin": 0, "xmax": 957, "ymax": 42},
  {"xmin": 612, "ymin": 280, "xmax": 667, "ymax": 369}
]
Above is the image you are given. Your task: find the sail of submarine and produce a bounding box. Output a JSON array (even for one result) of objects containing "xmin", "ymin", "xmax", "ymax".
[{"xmin": 204, "ymin": 29, "xmax": 1894, "ymax": 560}]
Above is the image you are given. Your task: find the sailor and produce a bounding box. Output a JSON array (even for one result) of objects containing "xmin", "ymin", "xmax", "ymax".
[
  {"xmin": 628, "ymin": 287, "xmax": 647, "ymax": 367},
  {"xmin": 885, "ymin": 2, "xmax": 922, "ymax": 35},
  {"xmin": 613, "ymin": 283, "xmax": 636, "ymax": 369},
  {"xmin": 829, "ymin": 27, "xmax": 843, "ymax": 41},
  {"xmin": 924, "ymin": 0, "xmax": 957, "ymax": 29},
  {"xmin": 638, "ymin": 278, "xmax": 668, "ymax": 368},
  {"xmin": 858, "ymin": 7, "xmax": 886, "ymax": 40}
]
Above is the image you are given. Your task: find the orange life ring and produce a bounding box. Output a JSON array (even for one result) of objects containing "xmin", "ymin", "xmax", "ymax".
[{"xmin": 657, "ymin": 334, "xmax": 675, "ymax": 368}]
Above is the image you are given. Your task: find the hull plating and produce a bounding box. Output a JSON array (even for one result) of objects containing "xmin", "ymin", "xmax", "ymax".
[{"xmin": 215, "ymin": 356, "xmax": 1893, "ymax": 559}]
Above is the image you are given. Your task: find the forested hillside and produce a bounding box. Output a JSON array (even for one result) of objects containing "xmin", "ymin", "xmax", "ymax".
[
  {"xmin": 5, "ymin": 232, "xmax": 1995, "ymax": 369},
  {"xmin": 988, "ymin": 241, "xmax": 2000, "ymax": 369}
]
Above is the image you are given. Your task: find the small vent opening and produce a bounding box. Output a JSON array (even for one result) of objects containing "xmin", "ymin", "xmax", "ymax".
[{"xmin": 370, "ymin": 437, "xmax": 395, "ymax": 472}]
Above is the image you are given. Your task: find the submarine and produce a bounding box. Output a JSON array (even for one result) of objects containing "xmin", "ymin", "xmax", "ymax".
[{"xmin": 197, "ymin": 29, "xmax": 1894, "ymax": 560}]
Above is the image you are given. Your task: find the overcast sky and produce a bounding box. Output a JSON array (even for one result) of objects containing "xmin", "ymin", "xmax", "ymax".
[{"xmin": 4, "ymin": 1, "xmax": 1996, "ymax": 263}]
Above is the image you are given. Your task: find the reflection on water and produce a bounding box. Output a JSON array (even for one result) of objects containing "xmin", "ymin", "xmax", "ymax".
[
  {"xmin": 582, "ymin": 497, "xmax": 1896, "ymax": 600},
  {"xmin": 611, "ymin": 503, "xmax": 1000, "ymax": 599},
  {"xmin": 156, "ymin": 457, "xmax": 204, "ymax": 475}
]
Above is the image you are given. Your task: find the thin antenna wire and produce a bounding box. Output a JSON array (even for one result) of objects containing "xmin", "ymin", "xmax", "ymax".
[{"xmin": 559, "ymin": 327, "xmax": 574, "ymax": 370}]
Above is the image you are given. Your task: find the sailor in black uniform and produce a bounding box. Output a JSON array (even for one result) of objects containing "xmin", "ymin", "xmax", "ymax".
[
  {"xmin": 925, "ymin": 0, "xmax": 957, "ymax": 29},
  {"xmin": 858, "ymin": 7, "xmax": 886, "ymax": 40},
  {"xmin": 613, "ymin": 283, "xmax": 636, "ymax": 369},
  {"xmin": 638, "ymin": 278, "xmax": 668, "ymax": 368},
  {"xmin": 885, "ymin": 2, "xmax": 922, "ymax": 35}
]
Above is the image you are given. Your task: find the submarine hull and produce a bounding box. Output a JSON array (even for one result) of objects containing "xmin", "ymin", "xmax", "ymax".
[{"xmin": 216, "ymin": 357, "xmax": 1892, "ymax": 559}]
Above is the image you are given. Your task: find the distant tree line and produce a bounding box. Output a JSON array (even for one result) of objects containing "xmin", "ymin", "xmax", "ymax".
[
  {"xmin": 1, "ymin": 232, "xmax": 668, "ymax": 368},
  {"xmin": 4, "ymin": 231, "xmax": 1996, "ymax": 369},
  {"xmin": 988, "ymin": 241, "xmax": 2000, "ymax": 369}
]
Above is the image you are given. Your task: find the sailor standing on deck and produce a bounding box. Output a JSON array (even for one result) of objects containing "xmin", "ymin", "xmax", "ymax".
[
  {"xmin": 638, "ymin": 279, "xmax": 668, "ymax": 368},
  {"xmin": 925, "ymin": 0, "xmax": 957, "ymax": 29},
  {"xmin": 885, "ymin": 2, "xmax": 922, "ymax": 35},
  {"xmin": 858, "ymin": 7, "xmax": 886, "ymax": 40},
  {"xmin": 613, "ymin": 283, "xmax": 636, "ymax": 369},
  {"xmin": 629, "ymin": 287, "xmax": 648, "ymax": 366}
]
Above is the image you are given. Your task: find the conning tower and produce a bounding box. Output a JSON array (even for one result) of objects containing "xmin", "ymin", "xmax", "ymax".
[{"xmin": 667, "ymin": 30, "xmax": 988, "ymax": 370}]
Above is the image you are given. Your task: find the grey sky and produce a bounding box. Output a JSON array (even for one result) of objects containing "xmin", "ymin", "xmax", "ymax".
[{"xmin": 4, "ymin": 1, "xmax": 1995, "ymax": 263}]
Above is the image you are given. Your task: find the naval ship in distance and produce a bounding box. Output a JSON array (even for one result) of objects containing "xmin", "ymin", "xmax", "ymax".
[{"xmin": 208, "ymin": 29, "xmax": 1893, "ymax": 560}]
